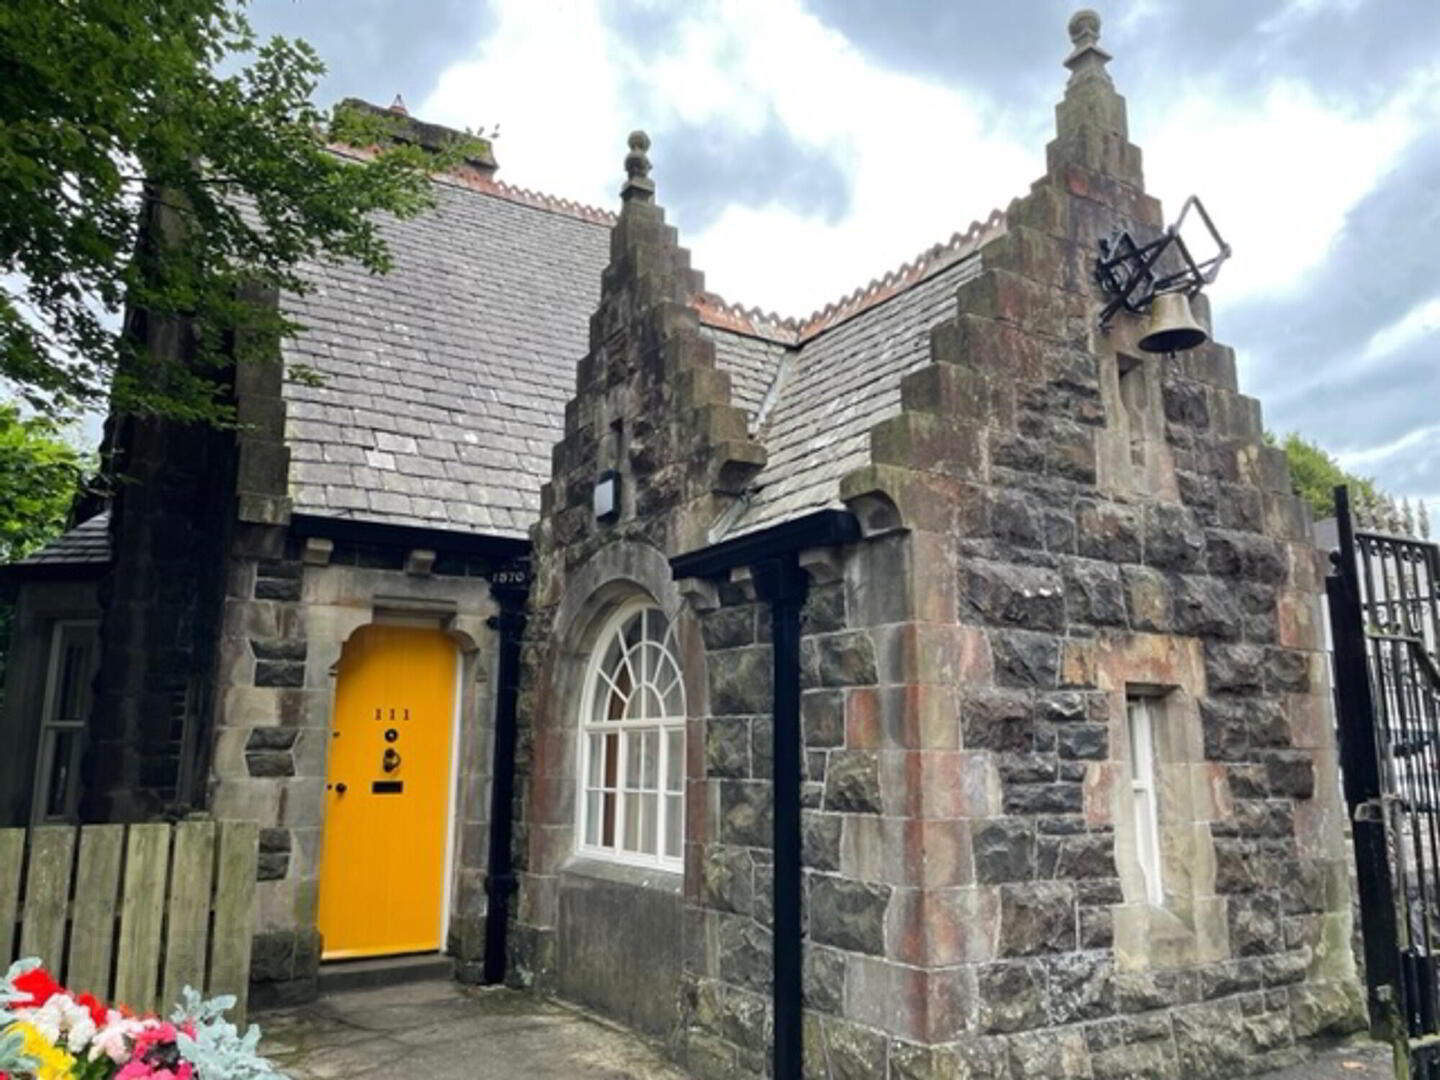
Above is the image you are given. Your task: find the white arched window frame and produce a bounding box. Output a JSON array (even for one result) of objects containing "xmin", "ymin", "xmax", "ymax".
[{"xmin": 577, "ymin": 601, "xmax": 686, "ymax": 870}]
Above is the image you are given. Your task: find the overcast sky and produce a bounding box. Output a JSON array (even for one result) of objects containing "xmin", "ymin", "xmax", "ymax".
[{"xmin": 249, "ymin": 0, "xmax": 1440, "ymax": 518}]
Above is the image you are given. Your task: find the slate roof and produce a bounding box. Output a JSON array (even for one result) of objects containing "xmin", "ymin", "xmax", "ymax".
[
  {"xmin": 724, "ymin": 254, "xmax": 985, "ymax": 536},
  {"xmin": 214, "ymin": 131, "xmax": 1009, "ymax": 550},
  {"xmin": 280, "ymin": 175, "xmax": 612, "ymax": 539},
  {"xmin": 9, "ymin": 513, "xmax": 112, "ymax": 569}
]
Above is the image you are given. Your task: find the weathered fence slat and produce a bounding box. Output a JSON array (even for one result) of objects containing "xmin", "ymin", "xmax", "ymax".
[
  {"xmin": 18, "ymin": 826, "xmax": 76, "ymax": 969},
  {"xmin": 2, "ymin": 821, "xmax": 257, "ymax": 1015},
  {"xmin": 114, "ymin": 823, "xmax": 172, "ymax": 1013},
  {"xmin": 66, "ymin": 825, "xmax": 124, "ymax": 996},
  {"xmin": 161, "ymin": 820, "xmax": 216, "ymax": 1009},
  {"xmin": 0, "ymin": 829, "xmax": 23, "ymax": 962},
  {"xmin": 210, "ymin": 821, "xmax": 258, "ymax": 1023}
]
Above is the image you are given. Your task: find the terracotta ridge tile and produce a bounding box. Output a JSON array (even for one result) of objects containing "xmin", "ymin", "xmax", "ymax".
[
  {"xmin": 691, "ymin": 207, "xmax": 1007, "ymax": 344},
  {"xmin": 329, "ymin": 143, "xmax": 617, "ymax": 226}
]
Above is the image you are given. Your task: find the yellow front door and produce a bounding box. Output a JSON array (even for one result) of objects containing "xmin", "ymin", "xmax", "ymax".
[{"xmin": 318, "ymin": 624, "xmax": 457, "ymax": 959}]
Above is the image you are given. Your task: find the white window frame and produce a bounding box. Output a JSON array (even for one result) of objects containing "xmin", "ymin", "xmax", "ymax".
[
  {"xmin": 1126, "ymin": 694, "xmax": 1164, "ymax": 906},
  {"xmin": 31, "ymin": 620, "xmax": 99, "ymax": 825},
  {"xmin": 575, "ymin": 601, "xmax": 686, "ymax": 871}
]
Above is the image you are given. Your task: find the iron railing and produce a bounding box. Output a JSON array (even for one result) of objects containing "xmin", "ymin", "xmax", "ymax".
[{"xmin": 1329, "ymin": 486, "xmax": 1440, "ymax": 1076}]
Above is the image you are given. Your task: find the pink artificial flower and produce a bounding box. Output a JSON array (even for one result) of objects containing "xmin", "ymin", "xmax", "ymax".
[{"xmin": 114, "ymin": 1021, "xmax": 193, "ymax": 1080}]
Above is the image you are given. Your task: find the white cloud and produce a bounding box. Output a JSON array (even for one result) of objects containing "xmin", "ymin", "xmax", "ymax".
[
  {"xmin": 422, "ymin": 0, "xmax": 1039, "ymax": 317},
  {"xmin": 1141, "ymin": 78, "xmax": 1422, "ymax": 306},
  {"xmin": 421, "ymin": 2, "xmax": 1440, "ymax": 507},
  {"xmin": 1361, "ymin": 295, "xmax": 1440, "ymax": 366}
]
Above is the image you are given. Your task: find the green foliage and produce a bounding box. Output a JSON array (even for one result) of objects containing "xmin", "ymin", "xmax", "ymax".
[
  {"xmin": 0, "ymin": 405, "xmax": 90, "ymax": 563},
  {"xmin": 1272, "ymin": 430, "xmax": 1383, "ymax": 520},
  {"xmin": 0, "ymin": 0, "xmax": 481, "ymax": 424}
]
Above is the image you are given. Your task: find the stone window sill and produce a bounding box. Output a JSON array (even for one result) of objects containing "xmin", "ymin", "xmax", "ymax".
[{"xmin": 561, "ymin": 856, "xmax": 683, "ymax": 896}]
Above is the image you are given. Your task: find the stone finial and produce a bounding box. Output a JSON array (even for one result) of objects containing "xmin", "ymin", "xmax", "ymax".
[
  {"xmin": 1420, "ymin": 500, "xmax": 1431, "ymax": 539},
  {"xmin": 1064, "ymin": 8, "xmax": 1112, "ymax": 85},
  {"xmin": 621, "ymin": 130, "xmax": 655, "ymax": 203},
  {"xmin": 390, "ymin": 94, "xmax": 408, "ymax": 115}
]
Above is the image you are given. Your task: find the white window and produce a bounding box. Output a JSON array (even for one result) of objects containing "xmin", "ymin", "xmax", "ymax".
[
  {"xmin": 32, "ymin": 621, "xmax": 99, "ymax": 824},
  {"xmin": 1127, "ymin": 694, "xmax": 1164, "ymax": 905},
  {"xmin": 577, "ymin": 603, "xmax": 686, "ymax": 870}
]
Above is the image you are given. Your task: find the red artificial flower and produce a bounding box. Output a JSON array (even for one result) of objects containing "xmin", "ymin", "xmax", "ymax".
[
  {"xmin": 75, "ymin": 990, "xmax": 109, "ymax": 1027},
  {"xmin": 9, "ymin": 967, "xmax": 63, "ymax": 1009}
]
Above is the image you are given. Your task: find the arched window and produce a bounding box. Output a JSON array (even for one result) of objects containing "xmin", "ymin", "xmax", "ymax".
[{"xmin": 578, "ymin": 602, "xmax": 685, "ymax": 869}]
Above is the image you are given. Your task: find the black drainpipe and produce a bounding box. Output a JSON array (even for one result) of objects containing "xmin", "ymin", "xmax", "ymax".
[
  {"xmin": 482, "ymin": 561, "xmax": 530, "ymax": 984},
  {"xmin": 752, "ymin": 554, "xmax": 808, "ymax": 1078},
  {"xmin": 671, "ymin": 509, "xmax": 860, "ymax": 1080}
]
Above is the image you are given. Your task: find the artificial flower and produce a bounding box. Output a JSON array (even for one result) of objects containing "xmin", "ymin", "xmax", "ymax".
[
  {"xmin": 6, "ymin": 1020, "xmax": 75, "ymax": 1080},
  {"xmin": 7, "ymin": 969, "xmax": 61, "ymax": 1010}
]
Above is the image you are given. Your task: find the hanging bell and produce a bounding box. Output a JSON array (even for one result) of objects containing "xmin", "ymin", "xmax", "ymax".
[{"xmin": 1137, "ymin": 291, "xmax": 1209, "ymax": 354}]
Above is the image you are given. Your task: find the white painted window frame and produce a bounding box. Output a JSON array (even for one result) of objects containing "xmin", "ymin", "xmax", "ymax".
[
  {"xmin": 31, "ymin": 619, "xmax": 99, "ymax": 824},
  {"xmin": 1126, "ymin": 694, "xmax": 1164, "ymax": 906},
  {"xmin": 576, "ymin": 601, "xmax": 686, "ymax": 872}
]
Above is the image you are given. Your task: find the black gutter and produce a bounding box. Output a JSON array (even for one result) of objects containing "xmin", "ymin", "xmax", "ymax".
[
  {"xmin": 483, "ymin": 561, "xmax": 530, "ymax": 984},
  {"xmin": 669, "ymin": 509, "xmax": 860, "ymax": 581},
  {"xmin": 290, "ymin": 512, "xmax": 530, "ymax": 561},
  {"xmin": 671, "ymin": 508, "xmax": 861, "ymax": 1080}
]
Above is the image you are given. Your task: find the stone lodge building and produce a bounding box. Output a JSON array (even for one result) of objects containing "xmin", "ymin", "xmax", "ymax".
[{"xmin": 0, "ymin": 12, "xmax": 1363, "ymax": 1079}]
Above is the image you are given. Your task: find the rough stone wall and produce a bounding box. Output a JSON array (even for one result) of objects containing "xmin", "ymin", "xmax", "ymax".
[
  {"xmin": 810, "ymin": 18, "xmax": 1364, "ymax": 1080},
  {"xmin": 509, "ymin": 138, "xmax": 767, "ymax": 1042},
  {"xmin": 84, "ymin": 401, "xmax": 238, "ymax": 820},
  {"xmin": 84, "ymin": 281, "xmax": 289, "ymax": 822}
]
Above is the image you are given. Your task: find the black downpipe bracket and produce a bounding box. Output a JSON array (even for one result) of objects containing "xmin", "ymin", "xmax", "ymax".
[
  {"xmin": 482, "ymin": 563, "xmax": 530, "ymax": 984},
  {"xmin": 752, "ymin": 555, "xmax": 809, "ymax": 1080}
]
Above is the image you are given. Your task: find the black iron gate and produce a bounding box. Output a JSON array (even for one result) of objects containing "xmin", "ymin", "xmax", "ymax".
[{"xmin": 1328, "ymin": 485, "xmax": 1440, "ymax": 1075}]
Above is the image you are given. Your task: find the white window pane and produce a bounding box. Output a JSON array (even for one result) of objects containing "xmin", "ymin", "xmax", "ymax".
[
  {"xmin": 665, "ymin": 794, "xmax": 682, "ymax": 858},
  {"xmin": 642, "ymin": 730, "xmax": 659, "ymax": 789},
  {"xmin": 585, "ymin": 792, "xmax": 600, "ymax": 846},
  {"xmin": 640, "ymin": 792, "xmax": 657, "ymax": 854},
  {"xmin": 666, "ymin": 729, "xmax": 684, "ymax": 793},
  {"xmin": 623, "ymin": 792, "xmax": 643, "ymax": 851},
  {"xmin": 580, "ymin": 604, "xmax": 689, "ymax": 865},
  {"xmin": 601, "ymin": 790, "xmax": 616, "ymax": 848},
  {"xmin": 661, "ymin": 675, "xmax": 684, "ymax": 717},
  {"xmin": 624, "ymin": 732, "xmax": 643, "ymax": 787},
  {"xmin": 57, "ymin": 643, "xmax": 91, "ymax": 723}
]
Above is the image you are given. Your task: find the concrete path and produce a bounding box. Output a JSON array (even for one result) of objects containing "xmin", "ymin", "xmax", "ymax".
[
  {"xmin": 258, "ymin": 979, "xmax": 1396, "ymax": 1080},
  {"xmin": 256, "ymin": 979, "xmax": 687, "ymax": 1079},
  {"xmin": 1255, "ymin": 1040, "xmax": 1392, "ymax": 1079}
]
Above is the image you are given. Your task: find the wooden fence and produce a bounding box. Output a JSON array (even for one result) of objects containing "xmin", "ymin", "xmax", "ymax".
[{"xmin": 0, "ymin": 820, "xmax": 258, "ymax": 1021}]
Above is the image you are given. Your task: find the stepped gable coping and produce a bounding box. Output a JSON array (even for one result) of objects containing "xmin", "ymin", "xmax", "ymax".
[
  {"xmin": 691, "ymin": 207, "xmax": 1007, "ymax": 346},
  {"xmin": 329, "ymin": 143, "xmax": 617, "ymax": 227}
]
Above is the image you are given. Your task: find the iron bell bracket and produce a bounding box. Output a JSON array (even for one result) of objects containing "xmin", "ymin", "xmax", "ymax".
[{"xmin": 1096, "ymin": 195, "xmax": 1232, "ymax": 329}]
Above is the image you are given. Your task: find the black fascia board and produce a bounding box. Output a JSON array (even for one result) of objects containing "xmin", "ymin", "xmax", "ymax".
[
  {"xmin": 669, "ymin": 509, "xmax": 861, "ymax": 581},
  {"xmin": 0, "ymin": 561, "xmax": 111, "ymax": 586},
  {"xmin": 289, "ymin": 513, "xmax": 530, "ymax": 562}
]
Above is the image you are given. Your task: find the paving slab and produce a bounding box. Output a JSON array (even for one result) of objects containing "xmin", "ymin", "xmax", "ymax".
[
  {"xmin": 260, "ymin": 979, "xmax": 1397, "ymax": 1080},
  {"xmin": 257, "ymin": 980, "xmax": 688, "ymax": 1080},
  {"xmin": 1254, "ymin": 1039, "xmax": 1392, "ymax": 1080}
]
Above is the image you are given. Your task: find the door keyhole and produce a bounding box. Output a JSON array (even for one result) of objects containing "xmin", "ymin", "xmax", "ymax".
[{"xmin": 383, "ymin": 747, "xmax": 401, "ymax": 773}]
